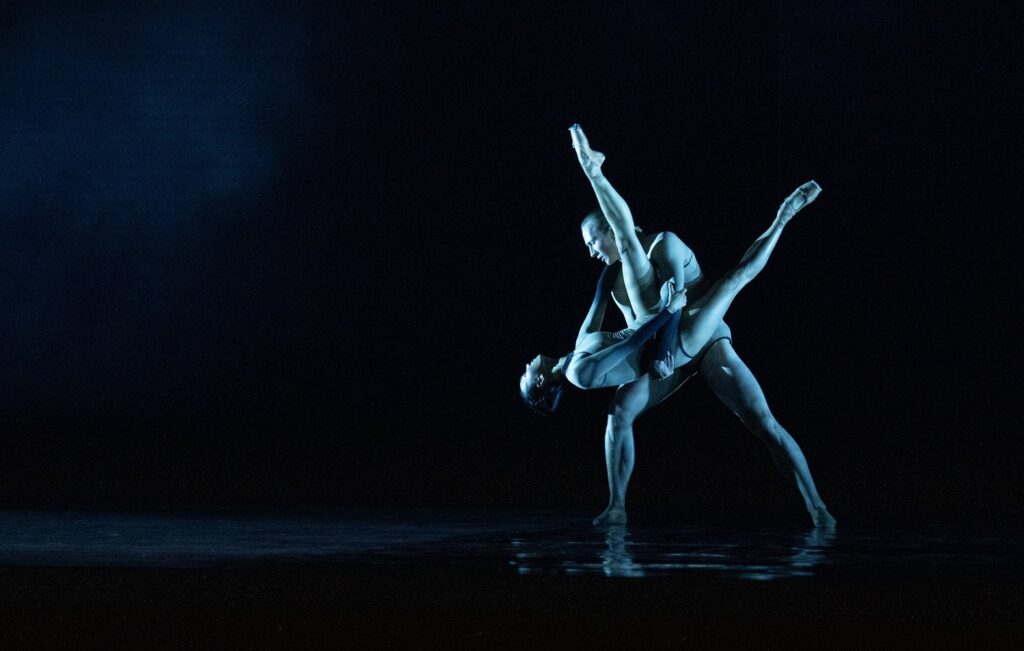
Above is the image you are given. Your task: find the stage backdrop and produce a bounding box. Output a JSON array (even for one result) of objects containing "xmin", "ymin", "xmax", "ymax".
[{"xmin": 0, "ymin": 1, "xmax": 1019, "ymax": 525}]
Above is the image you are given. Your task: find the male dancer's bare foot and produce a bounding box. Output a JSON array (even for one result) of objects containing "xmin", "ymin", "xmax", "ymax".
[
  {"xmin": 776, "ymin": 180, "xmax": 822, "ymax": 225},
  {"xmin": 569, "ymin": 123, "xmax": 606, "ymax": 179},
  {"xmin": 812, "ymin": 505, "xmax": 837, "ymax": 528},
  {"xmin": 593, "ymin": 505, "xmax": 628, "ymax": 526}
]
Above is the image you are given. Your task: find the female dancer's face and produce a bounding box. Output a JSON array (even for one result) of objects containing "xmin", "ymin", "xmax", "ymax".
[
  {"xmin": 520, "ymin": 355, "xmax": 546, "ymax": 395},
  {"xmin": 520, "ymin": 354, "xmax": 559, "ymax": 397},
  {"xmin": 581, "ymin": 224, "xmax": 618, "ymax": 265}
]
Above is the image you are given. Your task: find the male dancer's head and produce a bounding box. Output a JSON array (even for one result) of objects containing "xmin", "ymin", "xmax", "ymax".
[
  {"xmin": 581, "ymin": 209, "xmax": 645, "ymax": 266},
  {"xmin": 580, "ymin": 210, "xmax": 619, "ymax": 265}
]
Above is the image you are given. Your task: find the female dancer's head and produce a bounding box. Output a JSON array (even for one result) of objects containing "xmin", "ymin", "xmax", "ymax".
[{"xmin": 519, "ymin": 355, "xmax": 565, "ymax": 415}]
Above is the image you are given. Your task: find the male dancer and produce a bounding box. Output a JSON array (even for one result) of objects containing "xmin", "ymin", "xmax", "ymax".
[{"xmin": 569, "ymin": 124, "xmax": 835, "ymax": 528}]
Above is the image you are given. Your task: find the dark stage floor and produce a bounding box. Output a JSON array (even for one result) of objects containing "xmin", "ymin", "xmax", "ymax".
[{"xmin": 1, "ymin": 509, "xmax": 1021, "ymax": 647}]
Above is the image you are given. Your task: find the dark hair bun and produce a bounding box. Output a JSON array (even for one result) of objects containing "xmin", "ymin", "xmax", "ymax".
[{"xmin": 523, "ymin": 381, "xmax": 564, "ymax": 415}]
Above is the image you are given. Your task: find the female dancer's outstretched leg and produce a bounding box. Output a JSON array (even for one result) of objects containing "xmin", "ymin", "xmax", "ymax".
[
  {"xmin": 566, "ymin": 181, "xmax": 821, "ymax": 389},
  {"xmin": 675, "ymin": 181, "xmax": 821, "ymax": 357}
]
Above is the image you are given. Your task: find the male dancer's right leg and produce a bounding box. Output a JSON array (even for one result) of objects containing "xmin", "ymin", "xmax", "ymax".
[
  {"xmin": 700, "ymin": 340, "xmax": 837, "ymax": 527},
  {"xmin": 594, "ymin": 369, "xmax": 697, "ymax": 526}
]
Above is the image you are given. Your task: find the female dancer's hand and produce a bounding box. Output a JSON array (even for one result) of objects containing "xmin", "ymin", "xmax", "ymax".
[{"xmin": 650, "ymin": 350, "xmax": 674, "ymax": 379}]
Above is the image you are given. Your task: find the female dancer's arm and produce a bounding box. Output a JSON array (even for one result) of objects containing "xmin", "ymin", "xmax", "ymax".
[
  {"xmin": 566, "ymin": 282, "xmax": 686, "ymax": 389},
  {"xmin": 575, "ymin": 264, "xmax": 620, "ymax": 349}
]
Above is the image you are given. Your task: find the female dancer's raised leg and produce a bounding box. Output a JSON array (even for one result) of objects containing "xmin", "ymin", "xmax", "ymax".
[
  {"xmin": 674, "ymin": 181, "xmax": 821, "ymax": 357},
  {"xmin": 571, "ymin": 124, "xmax": 661, "ymax": 316}
]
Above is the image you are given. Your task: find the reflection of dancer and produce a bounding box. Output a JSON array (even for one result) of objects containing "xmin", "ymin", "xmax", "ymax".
[
  {"xmin": 520, "ymin": 125, "xmax": 836, "ymax": 528},
  {"xmin": 736, "ymin": 527, "xmax": 838, "ymax": 580},
  {"xmin": 789, "ymin": 527, "xmax": 836, "ymax": 571},
  {"xmin": 511, "ymin": 525, "xmax": 835, "ymax": 579},
  {"xmin": 601, "ymin": 525, "xmax": 642, "ymax": 577}
]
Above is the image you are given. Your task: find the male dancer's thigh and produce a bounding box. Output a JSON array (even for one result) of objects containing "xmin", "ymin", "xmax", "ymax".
[
  {"xmin": 610, "ymin": 361, "xmax": 700, "ymax": 418},
  {"xmin": 699, "ymin": 338, "xmax": 772, "ymax": 420}
]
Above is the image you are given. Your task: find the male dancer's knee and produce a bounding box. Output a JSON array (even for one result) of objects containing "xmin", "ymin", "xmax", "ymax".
[
  {"xmin": 606, "ymin": 386, "xmax": 646, "ymax": 441},
  {"xmin": 739, "ymin": 406, "xmax": 785, "ymax": 447},
  {"xmin": 607, "ymin": 404, "xmax": 637, "ymax": 440}
]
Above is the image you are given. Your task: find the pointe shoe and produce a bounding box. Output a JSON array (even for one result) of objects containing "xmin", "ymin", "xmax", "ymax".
[
  {"xmin": 777, "ymin": 180, "xmax": 822, "ymax": 224},
  {"xmin": 569, "ymin": 123, "xmax": 606, "ymax": 179}
]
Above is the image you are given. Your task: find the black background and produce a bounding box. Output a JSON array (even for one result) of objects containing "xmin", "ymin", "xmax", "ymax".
[{"xmin": 0, "ymin": 1, "xmax": 1019, "ymax": 525}]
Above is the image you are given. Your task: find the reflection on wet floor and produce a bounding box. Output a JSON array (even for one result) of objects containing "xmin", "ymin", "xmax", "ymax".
[
  {"xmin": 0, "ymin": 510, "xmax": 1020, "ymax": 581},
  {"xmin": 510, "ymin": 525, "xmax": 837, "ymax": 580}
]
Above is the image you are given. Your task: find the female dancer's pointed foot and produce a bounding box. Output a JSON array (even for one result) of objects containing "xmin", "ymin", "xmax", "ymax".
[
  {"xmin": 569, "ymin": 123, "xmax": 606, "ymax": 179},
  {"xmin": 811, "ymin": 506, "xmax": 837, "ymax": 529},
  {"xmin": 777, "ymin": 180, "xmax": 822, "ymax": 225},
  {"xmin": 593, "ymin": 505, "xmax": 628, "ymax": 526}
]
